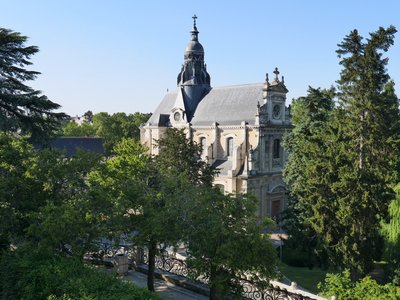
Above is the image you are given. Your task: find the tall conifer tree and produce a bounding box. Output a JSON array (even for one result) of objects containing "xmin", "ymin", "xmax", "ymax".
[
  {"xmin": 334, "ymin": 26, "xmax": 399, "ymax": 275},
  {"xmin": 0, "ymin": 28, "xmax": 66, "ymax": 141},
  {"xmin": 285, "ymin": 26, "xmax": 399, "ymax": 276}
]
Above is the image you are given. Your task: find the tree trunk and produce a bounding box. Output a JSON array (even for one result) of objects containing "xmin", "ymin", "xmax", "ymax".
[
  {"xmin": 147, "ymin": 240, "xmax": 157, "ymax": 292},
  {"xmin": 209, "ymin": 265, "xmax": 220, "ymax": 300},
  {"xmin": 210, "ymin": 285, "xmax": 218, "ymax": 300},
  {"xmin": 359, "ymin": 111, "xmax": 366, "ymax": 171}
]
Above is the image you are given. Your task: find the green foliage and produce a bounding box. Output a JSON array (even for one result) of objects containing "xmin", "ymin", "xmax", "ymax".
[
  {"xmin": 382, "ymin": 184, "xmax": 400, "ymax": 248},
  {"xmin": 284, "ymin": 26, "xmax": 400, "ymax": 277},
  {"xmin": 0, "ymin": 247, "xmax": 160, "ymax": 300},
  {"xmin": 27, "ymin": 148, "xmax": 104, "ymax": 256},
  {"xmin": 63, "ymin": 120, "xmax": 96, "ymax": 137},
  {"xmin": 155, "ymin": 128, "xmax": 217, "ymax": 186},
  {"xmin": 0, "ymin": 27, "xmax": 66, "ymax": 142},
  {"xmin": 283, "ymin": 87, "xmax": 337, "ymax": 268},
  {"xmin": 381, "ymin": 183, "xmax": 400, "ymax": 283},
  {"xmin": 61, "ymin": 112, "xmax": 151, "ymax": 154},
  {"xmin": 184, "ymin": 188, "xmax": 278, "ymax": 298},
  {"xmin": 0, "ymin": 133, "xmax": 41, "ymax": 249},
  {"xmin": 89, "ymin": 138, "xmax": 161, "ymax": 242},
  {"xmin": 0, "ymin": 132, "xmax": 104, "ymax": 256},
  {"xmin": 90, "ymin": 137, "xmax": 192, "ymax": 290},
  {"xmin": 333, "ymin": 26, "xmax": 399, "ymax": 275},
  {"xmin": 318, "ymin": 270, "xmax": 400, "ymax": 300},
  {"xmin": 281, "ymin": 246, "xmax": 313, "ymax": 268},
  {"xmin": 281, "ymin": 194, "xmax": 329, "ymax": 269}
]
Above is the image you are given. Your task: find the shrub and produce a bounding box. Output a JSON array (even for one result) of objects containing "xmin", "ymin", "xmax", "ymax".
[
  {"xmin": 318, "ymin": 270, "xmax": 400, "ymax": 300},
  {"xmin": 0, "ymin": 247, "xmax": 160, "ymax": 300},
  {"xmin": 281, "ymin": 246, "xmax": 313, "ymax": 268}
]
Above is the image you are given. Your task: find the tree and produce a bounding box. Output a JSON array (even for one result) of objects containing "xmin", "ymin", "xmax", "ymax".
[
  {"xmin": 0, "ymin": 28, "xmax": 66, "ymax": 142},
  {"xmin": 184, "ymin": 188, "xmax": 278, "ymax": 299},
  {"xmin": 90, "ymin": 138, "xmax": 188, "ymax": 291},
  {"xmin": 0, "ymin": 133, "xmax": 38, "ymax": 250},
  {"xmin": 284, "ymin": 26, "xmax": 400, "ymax": 277},
  {"xmin": 283, "ymin": 86, "xmax": 336, "ymax": 263},
  {"xmin": 336, "ymin": 26, "xmax": 399, "ymax": 173},
  {"xmin": 93, "ymin": 112, "xmax": 151, "ymax": 153},
  {"xmin": 62, "ymin": 120, "xmax": 96, "ymax": 137},
  {"xmin": 0, "ymin": 131, "xmax": 104, "ymax": 256},
  {"xmin": 155, "ymin": 128, "xmax": 216, "ymax": 186},
  {"xmin": 61, "ymin": 112, "xmax": 151, "ymax": 154},
  {"xmin": 381, "ymin": 183, "xmax": 400, "ymax": 284},
  {"xmin": 83, "ymin": 110, "xmax": 94, "ymax": 123},
  {"xmin": 26, "ymin": 148, "xmax": 104, "ymax": 256},
  {"xmin": 318, "ymin": 270, "xmax": 400, "ymax": 300},
  {"xmin": 156, "ymin": 129, "xmax": 275, "ymax": 298},
  {"xmin": 90, "ymin": 129, "xmax": 217, "ymax": 292},
  {"xmin": 334, "ymin": 26, "xmax": 399, "ymax": 275}
]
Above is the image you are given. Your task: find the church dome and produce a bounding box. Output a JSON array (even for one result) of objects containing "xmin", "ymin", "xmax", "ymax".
[
  {"xmin": 177, "ymin": 15, "xmax": 211, "ymax": 89},
  {"xmin": 184, "ymin": 15, "xmax": 204, "ymax": 56},
  {"xmin": 185, "ymin": 40, "xmax": 204, "ymax": 54}
]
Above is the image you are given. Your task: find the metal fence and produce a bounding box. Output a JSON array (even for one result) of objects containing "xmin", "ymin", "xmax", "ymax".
[
  {"xmin": 142, "ymin": 249, "xmax": 322, "ymax": 300},
  {"xmin": 88, "ymin": 243, "xmax": 323, "ymax": 300}
]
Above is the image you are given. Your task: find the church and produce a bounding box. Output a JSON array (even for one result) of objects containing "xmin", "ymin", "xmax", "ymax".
[{"xmin": 140, "ymin": 16, "xmax": 292, "ymax": 219}]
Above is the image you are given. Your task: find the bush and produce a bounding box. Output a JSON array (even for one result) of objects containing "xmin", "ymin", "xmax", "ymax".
[
  {"xmin": 281, "ymin": 246, "xmax": 314, "ymax": 268},
  {"xmin": 318, "ymin": 270, "xmax": 400, "ymax": 300},
  {"xmin": 0, "ymin": 247, "xmax": 160, "ymax": 300}
]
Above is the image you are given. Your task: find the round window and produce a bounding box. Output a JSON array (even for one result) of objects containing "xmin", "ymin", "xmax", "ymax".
[{"xmin": 174, "ymin": 112, "xmax": 181, "ymax": 121}]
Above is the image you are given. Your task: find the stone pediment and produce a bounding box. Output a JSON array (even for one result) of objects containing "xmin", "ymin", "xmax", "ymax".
[
  {"xmin": 271, "ymin": 185, "xmax": 286, "ymax": 193},
  {"xmin": 267, "ymin": 82, "xmax": 289, "ymax": 93}
]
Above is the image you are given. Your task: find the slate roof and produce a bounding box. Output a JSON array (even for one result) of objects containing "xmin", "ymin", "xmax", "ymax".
[
  {"xmin": 49, "ymin": 137, "xmax": 105, "ymax": 157},
  {"xmin": 212, "ymin": 159, "xmax": 232, "ymax": 175},
  {"xmin": 191, "ymin": 83, "xmax": 263, "ymax": 126},
  {"xmin": 147, "ymin": 90, "xmax": 178, "ymax": 126},
  {"xmin": 146, "ymin": 83, "xmax": 263, "ymax": 127}
]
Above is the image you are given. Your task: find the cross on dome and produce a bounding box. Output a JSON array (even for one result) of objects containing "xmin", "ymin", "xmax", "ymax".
[{"xmin": 192, "ymin": 14, "xmax": 197, "ymax": 27}]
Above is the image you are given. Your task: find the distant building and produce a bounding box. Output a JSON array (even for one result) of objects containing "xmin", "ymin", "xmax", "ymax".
[
  {"xmin": 70, "ymin": 115, "xmax": 85, "ymax": 125},
  {"xmin": 140, "ymin": 16, "xmax": 292, "ymax": 219}
]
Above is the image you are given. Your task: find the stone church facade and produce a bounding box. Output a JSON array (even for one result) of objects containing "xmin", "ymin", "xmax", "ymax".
[{"xmin": 140, "ymin": 17, "xmax": 292, "ymax": 219}]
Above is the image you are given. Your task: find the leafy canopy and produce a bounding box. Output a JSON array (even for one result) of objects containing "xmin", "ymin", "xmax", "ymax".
[{"xmin": 0, "ymin": 28, "xmax": 66, "ymax": 142}]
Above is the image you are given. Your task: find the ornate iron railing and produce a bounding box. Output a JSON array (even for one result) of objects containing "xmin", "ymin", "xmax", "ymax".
[
  {"xmin": 86, "ymin": 240, "xmax": 141, "ymax": 268},
  {"xmin": 241, "ymin": 278, "xmax": 319, "ymax": 300},
  {"xmin": 87, "ymin": 243, "xmax": 323, "ymax": 300},
  {"xmin": 142, "ymin": 250, "xmax": 322, "ymax": 300},
  {"xmin": 143, "ymin": 250, "xmax": 189, "ymax": 278}
]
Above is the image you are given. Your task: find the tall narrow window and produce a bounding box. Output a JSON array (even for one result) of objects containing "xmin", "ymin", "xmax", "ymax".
[
  {"xmin": 200, "ymin": 137, "xmax": 207, "ymax": 156},
  {"xmin": 227, "ymin": 137, "xmax": 234, "ymax": 157},
  {"xmin": 273, "ymin": 139, "xmax": 280, "ymax": 159}
]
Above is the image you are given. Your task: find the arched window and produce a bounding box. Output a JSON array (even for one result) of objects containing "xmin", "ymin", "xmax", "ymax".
[
  {"xmin": 270, "ymin": 186, "xmax": 286, "ymax": 220},
  {"xmin": 227, "ymin": 137, "xmax": 234, "ymax": 157},
  {"xmin": 200, "ymin": 137, "xmax": 207, "ymax": 156},
  {"xmin": 273, "ymin": 139, "xmax": 280, "ymax": 159}
]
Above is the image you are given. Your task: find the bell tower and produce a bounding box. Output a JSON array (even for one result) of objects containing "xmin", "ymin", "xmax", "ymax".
[
  {"xmin": 176, "ymin": 15, "xmax": 211, "ymax": 122},
  {"xmin": 262, "ymin": 67, "xmax": 288, "ymax": 124}
]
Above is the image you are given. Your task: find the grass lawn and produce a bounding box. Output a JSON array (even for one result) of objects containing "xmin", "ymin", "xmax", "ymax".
[{"xmin": 278, "ymin": 262, "xmax": 331, "ymax": 294}]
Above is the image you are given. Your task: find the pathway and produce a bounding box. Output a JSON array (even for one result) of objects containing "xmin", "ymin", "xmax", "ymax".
[{"xmin": 122, "ymin": 270, "xmax": 208, "ymax": 300}]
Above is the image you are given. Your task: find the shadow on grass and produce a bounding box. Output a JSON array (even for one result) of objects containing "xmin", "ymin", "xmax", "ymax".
[{"xmin": 278, "ymin": 262, "xmax": 332, "ymax": 295}]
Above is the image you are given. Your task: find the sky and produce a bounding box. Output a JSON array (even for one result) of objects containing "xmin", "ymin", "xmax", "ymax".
[{"xmin": 1, "ymin": 0, "xmax": 399, "ymax": 117}]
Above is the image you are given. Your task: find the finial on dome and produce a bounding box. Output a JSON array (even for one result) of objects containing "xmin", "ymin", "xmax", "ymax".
[{"xmin": 266, "ymin": 73, "xmax": 269, "ymax": 82}]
